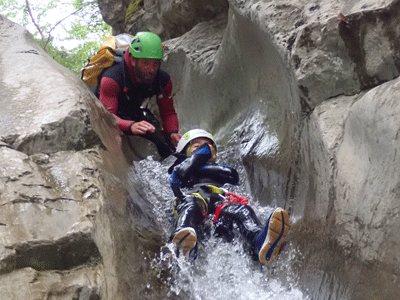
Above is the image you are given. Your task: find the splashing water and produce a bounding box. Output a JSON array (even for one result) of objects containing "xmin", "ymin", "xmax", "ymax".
[{"xmin": 130, "ymin": 147, "xmax": 307, "ymax": 300}]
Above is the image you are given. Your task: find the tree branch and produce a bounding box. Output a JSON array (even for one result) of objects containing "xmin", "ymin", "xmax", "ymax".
[
  {"xmin": 25, "ymin": 0, "xmax": 48, "ymax": 52},
  {"xmin": 25, "ymin": 0, "xmax": 85, "ymax": 52},
  {"xmin": 47, "ymin": 7, "xmax": 84, "ymax": 36},
  {"xmin": 45, "ymin": 7, "xmax": 84, "ymax": 49}
]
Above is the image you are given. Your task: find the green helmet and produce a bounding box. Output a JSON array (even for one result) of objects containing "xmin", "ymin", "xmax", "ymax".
[
  {"xmin": 129, "ymin": 32, "xmax": 163, "ymax": 59},
  {"xmin": 176, "ymin": 129, "xmax": 217, "ymax": 156}
]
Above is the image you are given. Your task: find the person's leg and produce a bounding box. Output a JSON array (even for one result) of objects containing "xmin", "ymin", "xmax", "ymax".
[
  {"xmin": 172, "ymin": 194, "xmax": 208, "ymax": 255},
  {"xmin": 215, "ymin": 203, "xmax": 262, "ymax": 243},
  {"xmin": 143, "ymin": 129, "xmax": 174, "ymax": 159},
  {"xmin": 216, "ymin": 204, "xmax": 290, "ymax": 264},
  {"xmin": 134, "ymin": 108, "xmax": 174, "ymax": 159}
]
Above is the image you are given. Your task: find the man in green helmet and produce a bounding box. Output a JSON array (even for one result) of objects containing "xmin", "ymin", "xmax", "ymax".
[{"xmin": 98, "ymin": 31, "xmax": 182, "ymax": 159}]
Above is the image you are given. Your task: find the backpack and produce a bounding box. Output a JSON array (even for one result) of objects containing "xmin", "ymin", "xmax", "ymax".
[{"xmin": 81, "ymin": 33, "xmax": 134, "ymax": 94}]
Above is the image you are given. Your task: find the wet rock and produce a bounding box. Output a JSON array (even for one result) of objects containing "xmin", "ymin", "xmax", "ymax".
[
  {"xmin": 295, "ymin": 77, "xmax": 400, "ymax": 299},
  {"xmin": 0, "ymin": 267, "xmax": 102, "ymax": 300},
  {"xmin": 0, "ymin": 15, "xmax": 163, "ymax": 299},
  {"xmin": 2, "ymin": 0, "xmax": 400, "ymax": 299}
]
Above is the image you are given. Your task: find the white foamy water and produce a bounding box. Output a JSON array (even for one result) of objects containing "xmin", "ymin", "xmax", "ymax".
[{"xmin": 130, "ymin": 146, "xmax": 307, "ymax": 300}]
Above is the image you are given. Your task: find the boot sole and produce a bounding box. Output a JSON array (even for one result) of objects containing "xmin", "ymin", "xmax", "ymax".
[
  {"xmin": 172, "ymin": 227, "xmax": 197, "ymax": 256},
  {"xmin": 259, "ymin": 208, "xmax": 290, "ymax": 265}
]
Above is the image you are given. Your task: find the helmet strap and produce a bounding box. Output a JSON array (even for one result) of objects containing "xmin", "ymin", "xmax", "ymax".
[{"xmin": 186, "ymin": 142, "xmax": 192, "ymax": 157}]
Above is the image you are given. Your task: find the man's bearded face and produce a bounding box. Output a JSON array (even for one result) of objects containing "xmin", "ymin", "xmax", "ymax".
[{"xmin": 132, "ymin": 57, "xmax": 161, "ymax": 84}]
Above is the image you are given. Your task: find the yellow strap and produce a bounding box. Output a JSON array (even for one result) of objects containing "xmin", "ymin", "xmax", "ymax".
[
  {"xmin": 191, "ymin": 193, "xmax": 208, "ymax": 212},
  {"xmin": 207, "ymin": 185, "xmax": 224, "ymax": 194},
  {"xmin": 172, "ymin": 193, "xmax": 209, "ymax": 218},
  {"xmin": 172, "ymin": 198, "xmax": 180, "ymax": 217}
]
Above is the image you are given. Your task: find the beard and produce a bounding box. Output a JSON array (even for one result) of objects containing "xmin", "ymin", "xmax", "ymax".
[{"xmin": 133, "ymin": 65, "xmax": 158, "ymax": 84}]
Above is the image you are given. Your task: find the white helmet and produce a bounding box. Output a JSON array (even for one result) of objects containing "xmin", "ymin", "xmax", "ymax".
[{"xmin": 176, "ymin": 129, "xmax": 216, "ymax": 155}]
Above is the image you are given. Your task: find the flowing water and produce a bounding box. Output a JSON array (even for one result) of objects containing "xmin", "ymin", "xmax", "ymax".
[{"xmin": 127, "ymin": 143, "xmax": 307, "ymax": 300}]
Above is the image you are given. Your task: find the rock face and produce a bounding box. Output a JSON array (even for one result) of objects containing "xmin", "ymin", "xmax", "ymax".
[
  {"xmin": 0, "ymin": 17, "xmax": 105, "ymax": 298},
  {"xmin": 99, "ymin": 0, "xmax": 229, "ymax": 39},
  {"xmin": 0, "ymin": 16, "xmax": 164, "ymax": 299},
  {"xmin": 1, "ymin": 0, "xmax": 400, "ymax": 299}
]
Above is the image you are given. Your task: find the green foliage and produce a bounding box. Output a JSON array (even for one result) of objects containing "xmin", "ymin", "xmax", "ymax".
[
  {"xmin": 125, "ymin": 0, "xmax": 143, "ymax": 23},
  {"xmin": 46, "ymin": 39, "xmax": 101, "ymax": 75},
  {"xmin": 0, "ymin": 0, "xmax": 111, "ymax": 76},
  {"xmin": 0, "ymin": 0, "xmax": 23, "ymax": 20},
  {"xmin": 0, "ymin": 0, "xmax": 29, "ymax": 27}
]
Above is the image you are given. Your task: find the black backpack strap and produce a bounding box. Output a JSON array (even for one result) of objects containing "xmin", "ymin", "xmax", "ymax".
[{"xmin": 122, "ymin": 54, "xmax": 130, "ymax": 100}]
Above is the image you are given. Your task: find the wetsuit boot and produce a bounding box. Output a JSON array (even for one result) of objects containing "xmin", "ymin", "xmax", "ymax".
[
  {"xmin": 172, "ymin": 195, "xmax": 207, "ymax": 255},
  {"xmin": 254, "ymin": 208, "xmax": 290, "ymax": 265}
]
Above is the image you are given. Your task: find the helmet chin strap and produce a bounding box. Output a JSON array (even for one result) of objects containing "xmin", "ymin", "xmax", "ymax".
[{"xmin": 186, "ymin": 143, "xmax": 192, "ymax": 157}]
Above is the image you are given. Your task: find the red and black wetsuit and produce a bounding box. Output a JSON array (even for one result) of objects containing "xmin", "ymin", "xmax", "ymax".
[{"xmin": 98, "ymin": 50, "xmax": 179, "ymax": 158}]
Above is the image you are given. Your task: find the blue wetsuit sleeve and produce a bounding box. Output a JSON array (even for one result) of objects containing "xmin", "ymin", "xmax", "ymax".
[{"xmin": 169, "ymin": 171, "xmax": 184, "ymax": 198}]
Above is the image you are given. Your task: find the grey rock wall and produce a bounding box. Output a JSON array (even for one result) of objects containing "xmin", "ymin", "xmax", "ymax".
[
  {"xmin": 295, "ymin": 78, "xmax": 400, "ymax": 299},
  {"xmin": 0, "ymin": 16, "xmax": 106, "ymax": 298},
  {"xmin": 0, "ymin": 15, "xmax": 166, "ymax": 300},
  {"xmin": 97, "ymin": 0, "xmax": 400, "ymax": 298},
  {"xmin": 2, "ymin": 0, "xmax": 400, "ymax": 298},
  {"xmin": 99, "ymin": 0, "xmax": 229, "ymax": 39}
]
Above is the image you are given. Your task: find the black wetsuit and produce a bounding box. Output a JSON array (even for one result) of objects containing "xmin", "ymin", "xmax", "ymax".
[{"xmin": 169, "ymin": 143, "xmax": 264, "ymax": 253}]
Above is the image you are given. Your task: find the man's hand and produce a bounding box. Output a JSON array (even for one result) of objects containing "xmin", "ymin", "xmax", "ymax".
[
  {"xmin": 170, "ymin": 132, "xmax": 183, "ymax": 147},
  {"xmin": 130, "ymin": 121, "xmax": 156, "ymax": 135}
]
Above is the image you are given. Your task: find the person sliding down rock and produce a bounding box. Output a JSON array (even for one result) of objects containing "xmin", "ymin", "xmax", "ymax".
[{"xmin": 168, "ymin": 129, "xmax": 290, "ymax": 264}]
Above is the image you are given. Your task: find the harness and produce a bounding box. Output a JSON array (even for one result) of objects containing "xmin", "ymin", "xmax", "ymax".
[{"xmin": 172, "ymin": 184, "xmax": 249, "ymax": 222}]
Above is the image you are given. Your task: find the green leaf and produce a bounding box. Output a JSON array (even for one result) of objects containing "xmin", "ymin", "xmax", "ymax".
[{"xmin": 2, "ymin": 0, "xmax": 112, "ymax": 75}]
